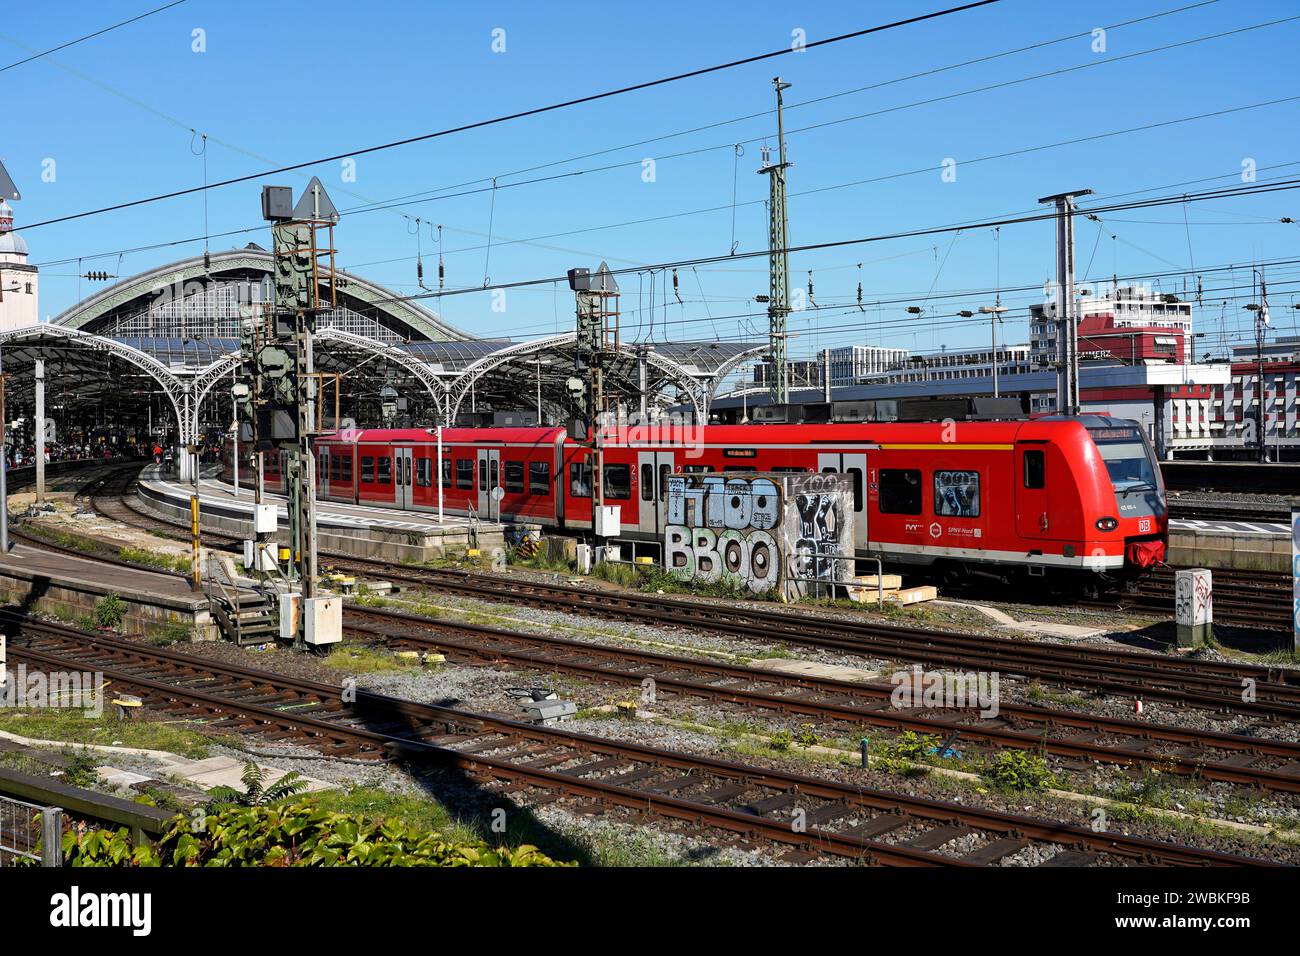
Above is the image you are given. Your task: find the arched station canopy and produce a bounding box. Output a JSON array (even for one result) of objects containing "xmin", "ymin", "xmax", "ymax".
[
  {"xmin": 53, "ymin": 245, "xmax": 466, "ymax": 343},
  {"xmin": 1, "ymin": 246, "xmax": 765, "ymax": 473}
]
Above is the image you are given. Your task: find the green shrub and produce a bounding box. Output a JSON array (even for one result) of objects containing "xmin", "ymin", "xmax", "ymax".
[
  {"xmin": 873, "ymin": 731, "xmax": 944, "ymax": 775},
  {"xmin": 982, "ymin": 749, "xmax": 1056, "ymax": 792},
  {"xmin": 93, "ymin": 593, "xmax": 127, "ymax": 630},
  {"xmin": 204, "ymin": 761, "xmax": 306, "ymax": 809},
  {"xmin": 61, "ymin": 750, "xmax": 100, "ymax": 789},
  {"xmin": 63, "ymin": 802, "xmax": 573, "ymax": 867},
  {"xmin": 590, "ymin": 561, "xmax": 640, "ymax": 588},
  {"xmin": 768, "ymin": 729, "xmax": 793, "ymax": 752}
]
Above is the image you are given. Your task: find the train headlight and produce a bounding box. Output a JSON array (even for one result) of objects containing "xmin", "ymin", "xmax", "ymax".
[{"xmin": 1095, "ymin": 516, "xmax": 1119, "ymax": 532}]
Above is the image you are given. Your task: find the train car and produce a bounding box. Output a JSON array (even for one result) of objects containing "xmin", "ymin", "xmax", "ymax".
[{"xmin": 223, "ymin": 415, "xmax": 1166, "ymax": 589}]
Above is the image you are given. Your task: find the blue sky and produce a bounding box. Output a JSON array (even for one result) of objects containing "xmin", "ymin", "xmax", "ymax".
[{"xmin": 5, "ymin": 0, "xmax": 1300, "ymax": 359}]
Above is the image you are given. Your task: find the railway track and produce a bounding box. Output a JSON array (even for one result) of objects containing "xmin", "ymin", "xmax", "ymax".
[
  {"xmin": 345, "ymin": 602, "xmax": 1300, "ymax": 794},
  {"xmin": 40, "ymin": 470, "xmax": 1300, "ymax": 722},
  {"xmin": 2, "ymin": 616, "xmax": 1271, "ymax": 867}
]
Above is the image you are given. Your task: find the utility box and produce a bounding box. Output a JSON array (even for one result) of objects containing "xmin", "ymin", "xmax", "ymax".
[
  {"xmin": 253, "ymin": 503, "xmax": 278, "ymax": 535},
  {"xmin": 279, "ymin": 593, "xmax": 300, "ymax": 641},
  {"xmin": 242, "ymin": 540, "xmax": 277, "ymax": 572},
  {"xmin": 594, "ymin": 504, "xmax": 621, "ymax": 538},
  {"xmin": 302, "ymin": 596, "xmax": 342, "ymax": 646},
  {"xmin": 1174, "ymin": 568, "xmax": 1213, "ymax": 648},
  {"xmin": 575, "ymin": 543, "xmax": 593, "ymax": 574}
]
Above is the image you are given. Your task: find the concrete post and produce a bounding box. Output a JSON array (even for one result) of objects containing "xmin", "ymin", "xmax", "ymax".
[
  {"xmin": 1174, "ymin": 568, "xmax": 1212, "ymax": 648},
  {"xmin": 34, "ymin": 359, "xmax": 44, "ymax": 502},
  {"xmin": 40, "ymin": 806, "xmax": 62, "ymax": 867}
]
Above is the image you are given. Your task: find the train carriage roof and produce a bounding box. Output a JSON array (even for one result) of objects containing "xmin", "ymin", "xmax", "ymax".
[{"xmin": 315, "ymin": 420, "xmax": 1101, "ymax": 447}]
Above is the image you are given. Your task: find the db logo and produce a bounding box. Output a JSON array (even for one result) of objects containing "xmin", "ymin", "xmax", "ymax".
[
  {"xmin": 929, "ymin": 522, "xmax": 942, "ymax": 539},
  {"xmin": 1138, "ymin": 518, "xmax": 1151, "ymax": 533}
]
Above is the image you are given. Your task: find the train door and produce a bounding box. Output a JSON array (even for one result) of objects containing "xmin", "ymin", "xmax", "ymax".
[
  {"xmin": 816, "ymin": 451, "xmax": 868, "ymax": 550},
  {"xmin": 318, "ymin": 448, "xmax": 330, "ymax": 498},
  {"xmin": 1015, "ymin": 442, "xmax": 1051, "ymax": 540},
  {"xmin": 636, "ymin": 451, "xmax": 676, "ymax": 535},
  {"xmin": 477, "ymin": 448, "xmax": 501, "ymax": 519},
  {"xmin": 394, "ymin": 446, "xmax": 414, "ymax": 509}
]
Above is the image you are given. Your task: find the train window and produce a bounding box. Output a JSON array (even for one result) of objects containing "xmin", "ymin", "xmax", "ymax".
[
  {"xmin": 933, "ymin": 470, "xmax": 980, "ymax": 518},
  {"xmin": 604, "ymin": 464, "xmax": 632, "ymax": 500},
  {"xmin": 455, "ymin": 458, "xmax": 474, "ymax": 489},
  {"xmin": 415, "ymin": 458, "xmax": 432, "ymax": 487},
  {"xmin": 504, "ymin": 460, "xmax": 525, "ymax": 494},
  {"xmin": 529, "ymin": 461, "xmax": 551, "ymax": 495},
  {"xmin": 1023, "ymin": 450, "xmax": 1045, "ymax": 489},
  {"xmin": 360, "ymin": 456, "xmax": 375, "ymax": 484},
  {"xmin": 658, "ymin": 463, "xmax": 671, "ymax": 502},
  {"xmin": 682, "ymin": 464, "xmax": 713, "ymax": 473},
  {"xmin": 329, "ymin": 455, "xmax": 341, "ymax": 481},
  {"xmin": 341, "ymin": 456, "xmax": 352, "ymax": 482},
  {"xmin": 846, "ymin": 467, "xmax": 864, "ymax": 512},
  {"xmin": 442, "ymin": 459, "xmax": 452, "ymax": 486},
  {"xmin": 489, "ymin": 459, "xmax": 499, "ymax": 490},
  {"xmin": 479, "ymin": 460, "xmax": 488, "ymax": 491},
  {"xmin": 377, "ymin": 457, "xmax": 392, "ymax": 484},
  {"xmin": 771, "ymin": 467, "xmax": 810, "ymax": 473},
  {"xmin": 878, "ymin": 469, "xmax": 922, "ymax": 515},
  {"xmin": 640, "ymin": 463, "xmax": 654, "ymax": 501},
  {"xmin": 570, "ymin": 462, "xmax": 592, "ymax": 498}
]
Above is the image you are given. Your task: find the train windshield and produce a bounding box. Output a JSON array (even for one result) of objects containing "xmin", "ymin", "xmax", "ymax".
[
  {"xmin": 1086, "ymin": 424, "xmax": 1163, "ymax": 504},
  {"xmin": 1095, "ymin": 441, "xmax": 1158, "ymax": 492}
]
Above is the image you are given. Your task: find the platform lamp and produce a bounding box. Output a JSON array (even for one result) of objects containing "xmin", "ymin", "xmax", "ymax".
[{"xmin": 379, "ymin": 384, "xmax": 399, "ymax": 425}]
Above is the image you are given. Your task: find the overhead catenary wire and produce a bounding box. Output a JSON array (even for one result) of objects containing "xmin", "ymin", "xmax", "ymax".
[
  {"xmin": 330, "ymin": 1, "xmax": 1226, "ymax": 220},
  {"xmin": 366, "ymin": 178, "xmax": 1300, "ymax": 309},
  {"xmin": 0, "ymin": 0, "xmax": 187, "ymax": 75},
  {"xmin": 16, "ymin": 1, "xmax": 1001, "ymax": 234}
]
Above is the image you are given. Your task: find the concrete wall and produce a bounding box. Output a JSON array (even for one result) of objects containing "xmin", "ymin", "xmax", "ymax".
[
  {"xmin": 137, "ymin": 488, "xmax": 503, "ymax": 564},
  {"xmin": 0, "ymin": 569, "xmax": 216, "ymax": 641},
  {"xmin": 1168, "ymin": 528, "xmax": 1290, "ymax": 573}
]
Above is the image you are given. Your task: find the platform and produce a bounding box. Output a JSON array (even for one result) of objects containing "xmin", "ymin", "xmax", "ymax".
[
  {"xmin": 1167, "ymin": 518, "xmax": 1291, "ymax": 572},
  {"xmin": 0, "ymin": 542, "xmax": 217, "ymax": 640},
  {"xmin": 137, "ymin": 466, "xmax": 505, "ymax": 563}
]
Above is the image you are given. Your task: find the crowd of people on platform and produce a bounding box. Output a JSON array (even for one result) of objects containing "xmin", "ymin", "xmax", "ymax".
[{"xmin": 4, "ymin": 440, "xmax": 154, "ymax": 469}]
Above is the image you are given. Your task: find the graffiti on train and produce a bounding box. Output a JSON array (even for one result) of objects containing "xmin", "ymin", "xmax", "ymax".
[
  {"xmin": 784, "ymin": 472, "xmax": 854, "ymax": 598},
  {"xmin": 664, "ymin": 472, "xmax": 854, "ymax": 597},
  {"xmin": 664, "ymin": 474, "xmax": 782, "ymax": 594}
]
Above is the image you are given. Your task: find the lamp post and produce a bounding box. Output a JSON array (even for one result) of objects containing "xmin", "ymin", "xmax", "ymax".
[
  {"xmin": 979, "ymin": 305, "xmax": 1009, "ymax": 397},
  {"xmin": 527, "ymin": 358, "xmax": 552, "ymax": 424}
]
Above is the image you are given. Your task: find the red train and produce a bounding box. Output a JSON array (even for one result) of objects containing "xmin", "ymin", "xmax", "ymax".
[{"xmin": 224, "ymin": 415, "xmax": 1167, "ymax": 589}]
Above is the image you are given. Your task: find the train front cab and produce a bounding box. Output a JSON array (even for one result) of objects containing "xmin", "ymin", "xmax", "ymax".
[{"xmin": 1080, "ymin": 418, "xmax": 1168, "ymax": 578}]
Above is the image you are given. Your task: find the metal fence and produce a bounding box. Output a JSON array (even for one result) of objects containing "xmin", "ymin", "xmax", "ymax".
[{"xmin": 0, "ymin": 794, "xmax": 61, "ymax": 867}]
